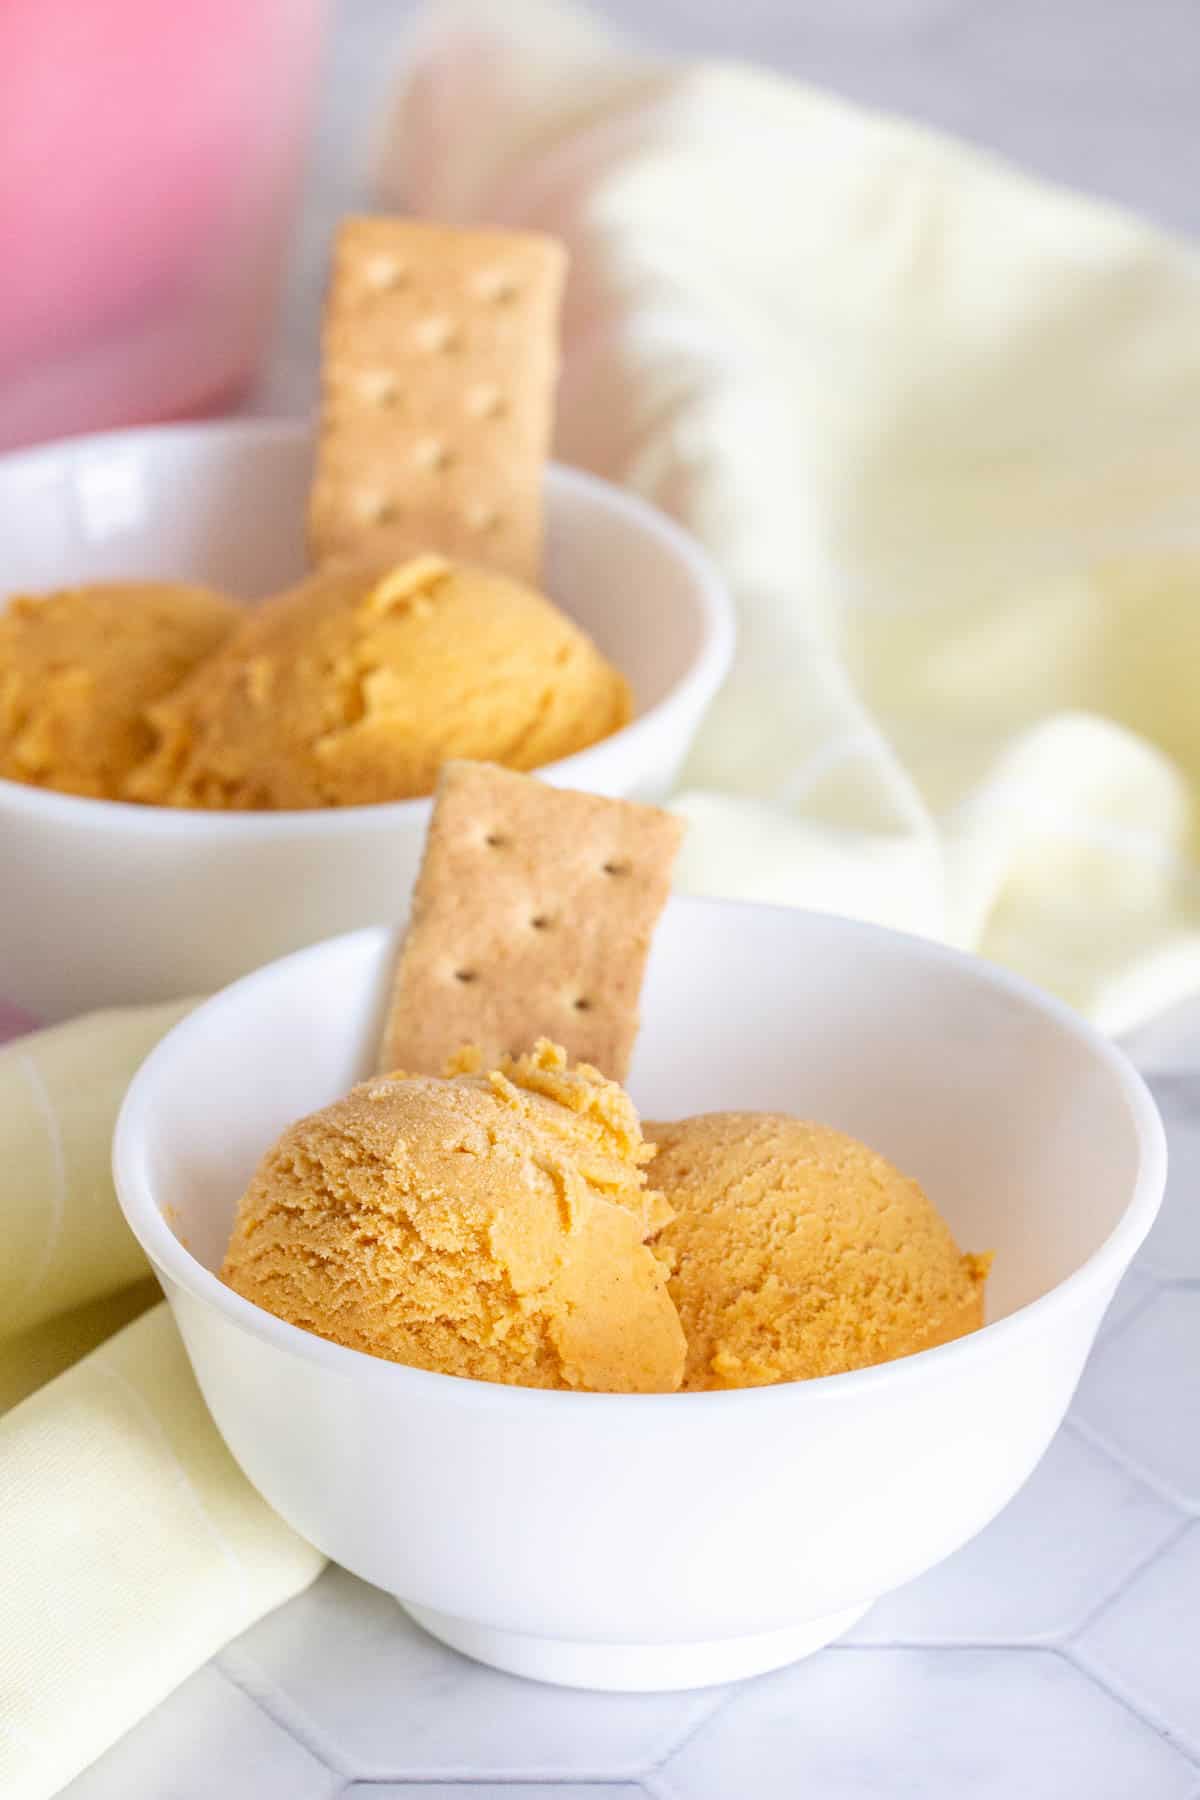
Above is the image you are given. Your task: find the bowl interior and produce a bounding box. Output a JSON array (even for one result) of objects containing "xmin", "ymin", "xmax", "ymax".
[
  {"xmin": 0, "ymin": 421, "xmax": 713, "ymax": 722},
  {"xmin": 122, "ymin": 899, "xmax": 1155, "ymax": 1329}
]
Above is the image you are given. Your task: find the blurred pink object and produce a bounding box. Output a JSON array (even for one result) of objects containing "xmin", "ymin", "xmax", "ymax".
[
  {"xmin": 0, "ymin": 1000, "xmax": 37, "ymax": 1045},
  {"xmin": 0, "ymin": 0, "xmax": 325, "ymax": 450}
]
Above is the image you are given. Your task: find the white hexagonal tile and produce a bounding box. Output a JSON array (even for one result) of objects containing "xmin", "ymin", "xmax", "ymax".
[
  {"xmin": 848, "ymin": 1425, "xmax": 1183, "ymax": 1646},
  {"xmin": 59, "ymin": 1665, "xmax": 337, "ymax": 1800},
  {"xmin": 1075, "ymin": 1521, "xmax": 1200, "ymax": 1760},
  {"xmin": 345, "ymin": 1788, "xmax": 644, "ymax": 1799},
  {"xmin": 657, "ymin": 1648, "xmax": 1199, "ymax": 1800},
  {"xmin": 220, "ymin": 1565, "xmax": 723, "ymax": 1782},
  {"xmin": 1137, "ymin": 1076, "xmax": 1200, "ymax": 1281},
  {"xmin": 1072, "ymin": 1288, "xmax": 1200, "ymax": 1507}
]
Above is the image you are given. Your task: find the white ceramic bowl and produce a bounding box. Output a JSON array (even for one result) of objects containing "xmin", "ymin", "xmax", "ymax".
[
  {"xmin": 114, "ymin": 898, "xmax": 1166, "ymax": 1692},
  {"xmin": 0, "ymin": 420, "xmax": 732, "ymax": 1020}
]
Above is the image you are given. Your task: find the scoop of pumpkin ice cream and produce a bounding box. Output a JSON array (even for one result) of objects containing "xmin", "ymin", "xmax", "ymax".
[
  {"xmin": 222, "ymin": 1041, "xmax": 683, "ymax": 1392},
  {"xmin": 129, "ymin": 554, "xmax": 632, "ymax": 809},
  {"xmin": 0, "ymin": 581, "xmax": 239, "ymax": 799},
  {"xmin": 649, "ymin": 1113, "xmax": 989, "ymax": 1390}
]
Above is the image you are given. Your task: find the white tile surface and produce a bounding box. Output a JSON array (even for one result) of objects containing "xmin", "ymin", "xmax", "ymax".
[
  {"xmin": 220, "ymin": 1565, "xmax": 721, "ymax": 1782},
  {"xmin": 59, "ymin": 1665, "xmax": 338, "ymax": 1800},
  {"xmin": 1096, "ymin": 1266, "xmax": 1157, "ymax": 1343},
  {"xmin": 655, "ymin": 1649, "xmax": 1199, "ymax": 1800},
  {"xmin": 345, "ymin": 1789, "xmax": 644, "ymax": 1799},
  {"xmin": 1075, "ymin": 1523, "xmax": 1200, "ymax": 1761},
  {"xmin": 1072, "ymin": 1288, "xmax": 1200, "ymax": 1509},
  {"xmin": 848, "ymin": 1425, "xmax": 1184, "ymax": 1646}
]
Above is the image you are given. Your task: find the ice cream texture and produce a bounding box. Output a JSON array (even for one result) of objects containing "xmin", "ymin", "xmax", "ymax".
[
  {"xmin": 223, "ymin": 1057, "xmax": 989, "ymax": 1395},
  {"xmin": 222, "ymin": 1041, "xmax": 684, "ymax": 1393},
  {"xmin": 128, "ymin": 554, "xmax": 632, "ymax": 809},
  {"xmin": 0, "ymin": 581, "xmax": 239, "ymax": 799},
  {"xmin": 650, "ymin": 1113, "xmax": 989, "ymax": 1390}
]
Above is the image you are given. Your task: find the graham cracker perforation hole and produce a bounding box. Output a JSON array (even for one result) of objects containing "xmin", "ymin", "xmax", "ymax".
[
  {"xmin": 413, "ymin": 315, "xmax": 462, "ymax": 354},
  {"xmin": 474, "ymin": 269, "xmax": 519, "ymax": 304},
  {"xmin": 355, "ymin": 493, "xmax": 401, "ymax": 527},
  {"xmin": 360, "ymin": 371, "xmax": 400, "ymax": 407},
  {"xmin": 365, "ymin": 256, "xmax": 408, "ymax": 292},
  {"xmin": 466, "ymin": 384, "xmax": 507, "ymax": 420},
  {"xmin": 465, "ymin": 503, "xmax": 501, "ymax": 535},
  {"xmin": 413, "ymin": 438, "xmax": 454, "ymax": 473}
]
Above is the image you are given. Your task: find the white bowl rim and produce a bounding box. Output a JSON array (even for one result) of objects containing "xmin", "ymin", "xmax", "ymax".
[
  {"xmin": 114, "ymin": 895, "xmax": 1168, "ymax": 1415},
  {"xmin": 0, "ymin": 417, "xmax": 735, "ymax": 834}
]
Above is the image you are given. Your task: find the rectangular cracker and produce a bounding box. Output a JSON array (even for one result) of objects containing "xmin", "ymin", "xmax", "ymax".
[
  {"xmin": 379, "ymin": 762, "xmax": 684, "ymax": 1080},
  {"xmin": 308, "ymin": 216, "xmax": 567, "ymax": 585}
]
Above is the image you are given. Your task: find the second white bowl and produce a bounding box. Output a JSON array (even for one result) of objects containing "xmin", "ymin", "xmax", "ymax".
[{"xmin": 0, "ymin": 419, "xmax": 733, "ymax": 1019}]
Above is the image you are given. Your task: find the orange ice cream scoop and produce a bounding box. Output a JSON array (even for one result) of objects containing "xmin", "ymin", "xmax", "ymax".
[
  {"xmin": 649, "ymin": 1113, "xmax": 989, "ymax": 1390},
  {"xmin": 222, "ymin": 1041, "xmax": 683, "ymax": 1393},
  {"xmin": 128, "ymin": 554, "xmax": 632, "ymax": 809},
  {"xmin": 0, "ymin": 581, "xmax": 239, "ymax": 799}
]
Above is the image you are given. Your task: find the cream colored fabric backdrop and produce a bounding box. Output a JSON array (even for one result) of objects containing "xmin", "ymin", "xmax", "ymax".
[
  {"xmin": 385, "ymin": 0, "xmax": 1200, "ymax": 1035},
  {"xmin": 6, "ymin": 1, "xmax": 1200, "ymax": 1792}
]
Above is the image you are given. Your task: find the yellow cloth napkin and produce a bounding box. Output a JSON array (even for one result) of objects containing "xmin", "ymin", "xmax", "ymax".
[
  {"xmin": 0, "ymin": 1009, "xmax": 323, "ymax": 1800},
  {"xmin": 386, "ymin": 0, "xmax": 1200, "ymax": 1034},
  {"xmin": 1, "ymin": 1005, "xmax": 190, "ymax": 1352}
]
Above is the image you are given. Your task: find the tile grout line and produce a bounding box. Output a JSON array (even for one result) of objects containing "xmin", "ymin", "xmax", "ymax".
[
  {"xmin": 830, "ymin": 1642, "xmax": 1200, "ymax": 1780},
  {"xmin": 1067, "ymin": 1410, "xmax": 1200, "ymax": 1518},
  {"xmin": 642, "ymin": 1765, "xmax": 680, "ymax": 1800},
  {"xmin": 642, "ymin": 1681, "xmax": 745, "ymax": 1781},
  {"xmin": 308, "ymin": 1760, "xmax": 656, "ymax": 1786},
  {"xmin": 1060, "ymin": 1513, "xmax": 1198, "ymax": 1647},
  {"xmin": 825, "ymin": 1640, "xmax": 1069, "ymax": 1656},
  {"xmin": 1057, "ymin": 1412, "xmax": 1198, "ymax": 1520},
  {"xmin": 1064, "ymin": 1641, "xmax": 1200, "ymax": 1772},
  {"xmin": 1134, "ymin": 1271, "xmax": 1200, "ymax": 1293},
  {"xmin": 346, "ymin": 1767, "xmax": 652, "ymax": 1785},
  {"xmin": 216, "ymin": 1647, "xmax": 357, "ymax": 1783},
  {"xmin": 338, "ymin": 1783, "xmax": 651, "ymax": 1793}
]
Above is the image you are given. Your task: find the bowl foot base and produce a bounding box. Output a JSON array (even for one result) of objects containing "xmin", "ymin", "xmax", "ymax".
[{"xmin": 402, "ymin": 1600, "xmax": 871, "ymax": 1691}]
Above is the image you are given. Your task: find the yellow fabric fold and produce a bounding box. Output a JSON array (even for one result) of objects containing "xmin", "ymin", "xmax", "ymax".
[
  {"xmin": 0, "ymin": 1281, "xmax": 160, "ymax": 1415},
  {"xmin": 0, "ymin": 1306, "xmax": 323, "ymax": 1800},
  {"xmin": 0, "ymin": 1000, "xmax": 324, "ymax": 1799},
  {"xmin": 0, "ymin": 1001, "xmax": 192, "ymax": 1346}
]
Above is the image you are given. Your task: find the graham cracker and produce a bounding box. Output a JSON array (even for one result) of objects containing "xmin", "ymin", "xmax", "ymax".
[
  {"xmin": 308, "ymin": 216, "xmax": 567, "ymax": 584},
  {"xmin": 379, "ymin": 762, "xmax": 684, "ymax": 1080}
]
